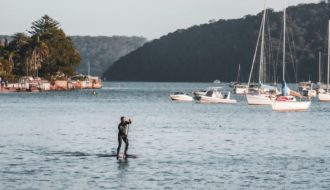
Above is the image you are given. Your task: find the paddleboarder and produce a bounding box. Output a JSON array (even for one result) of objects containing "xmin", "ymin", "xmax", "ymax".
[{"xmin": 117, "ymin": 116, "xmax": 132, "ymax": 160}]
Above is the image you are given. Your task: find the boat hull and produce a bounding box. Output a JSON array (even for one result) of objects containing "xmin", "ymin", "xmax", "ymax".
[
  {"xmin": 170, "ymin": 95, "xmax": 193, "ymax": 102},
  {"xmin": 319, "ymin": 93, "xmax": 330, "ymax": 101},
  {"xmin": 246, "ymin": 94, "xmax": 273, "ymax": 105},
  {"xmin": 272, "ymin": 101, "xmax": 311, "ymax": 111},
  {"xmin": 197, "ymin": 96, "xmax": 237, "ymax": 104},
  {"xmin": 234, "ymin": 87, "xmax": 247, "ymax": 94}
]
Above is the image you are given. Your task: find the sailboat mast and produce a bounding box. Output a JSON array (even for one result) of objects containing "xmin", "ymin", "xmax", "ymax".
[
  {"xmin": 319, "ymin": 51, "xmax": 322, "ymax": 83},
  {"xmin": 327, "ymin": 20, "xmax": 330, "ymax": 90},
  {"xmin": 282, "ymin": 0, "xmax": 287, "ymax": 82},
  {"xmin": 247, "ymin": 0, "xmax": 267, "ymax": 88},
  {"xmin": 247, "ymin": 14, "xmax": 264, "ymax": 87},
  {"xmin": 237, "ymin": 64, "xmax": 241, "ymax": 83},
  {"xmin": 87, "ymin": 60, "xmax": 91, "ymax": 76},
  {"xmin": 259, "ymin": 4, "xmax": 267, "ymax": 83}
]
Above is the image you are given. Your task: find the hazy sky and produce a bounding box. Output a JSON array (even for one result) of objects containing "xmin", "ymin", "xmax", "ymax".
[{"xmin": 1, "ymin": 0, "xmax": 320, "ymax": 40}]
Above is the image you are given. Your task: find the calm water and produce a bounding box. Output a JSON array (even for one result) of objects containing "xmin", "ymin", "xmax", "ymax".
[{"xmin": 0, "ymin": 82, "xmax": 330, "ymax": 189}]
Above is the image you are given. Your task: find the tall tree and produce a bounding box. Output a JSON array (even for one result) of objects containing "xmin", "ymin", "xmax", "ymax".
[
  {"xmin": 29, "ymin": 15, "xmax": 60, "ymax": 36},
  {"xmin": 28, "ymin": 15, "xmax": 80, "ymax": 78},
  {"xmin": 39, "ymin": 29, "xmax": 80, "ymax": 77},
  {"xmin": 0, "ymin": 15, "xmax": 80, "ymax": 78},
  {"xmin": 9, "ymin": 33, "xmax": 32, "ymax": 75}
]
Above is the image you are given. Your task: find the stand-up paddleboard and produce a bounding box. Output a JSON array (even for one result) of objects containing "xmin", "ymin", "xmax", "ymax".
[
  {"xmin": 95, "ymin": 153, "xmax": 139, "ymax": 159},
  {"xmin": 117, "ymin": 153, "xmax": 139, "ymax": 160}
]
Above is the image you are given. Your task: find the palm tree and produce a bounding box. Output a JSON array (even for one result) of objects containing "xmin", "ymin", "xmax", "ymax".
[{"xmin": 29, "ymin": 36, "xmax": 49, "ymax": 77}]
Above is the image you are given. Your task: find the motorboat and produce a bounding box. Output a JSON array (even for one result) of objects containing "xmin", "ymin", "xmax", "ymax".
[
  {"xmin": 233, "ymin": 84, "xmax": 248, "ymax": 94},
  {"xmin": 170, "ymin": 92, "xmax": 193, "ymax": 102},
  {"xmin": 195, "ymin": 87, "xmax": 237, "ymax": 104},
  {"xmin": 298, "ymin": 81, "xmax": 316, "ymax": 98},
  {"xmin": 193, "ymin": 89, "xmax": 207, "ymax": 98}
]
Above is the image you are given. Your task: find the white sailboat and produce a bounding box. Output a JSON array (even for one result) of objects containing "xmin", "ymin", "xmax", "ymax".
[
  {"xmin": 246, "ymin": 0, "xmax": 276, "ymax": 105},
  {"xmin": 272, "ymin": 0, "xmax": 311, "ymax": 111},
  {"xmin": 231, "ymin": 64, "xmax": 245, "ymax": 93},
  {"xmin": 318, "ymin": 20, "xmax": 330, "ymax": 102},
  {"xmin": 247, "ymin": 92, "xmax": 274, "ymax": 105}
]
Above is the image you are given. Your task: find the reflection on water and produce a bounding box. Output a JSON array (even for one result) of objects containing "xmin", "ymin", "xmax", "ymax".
[{"xmin": 0, "ymin": 82, "xmax": 330, "ymax": 189}]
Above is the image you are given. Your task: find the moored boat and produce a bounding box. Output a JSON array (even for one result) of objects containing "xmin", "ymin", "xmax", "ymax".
[
  {"xmin": 170, "ymin": 92, "xmax": 193, "ymax": 102},
  {"xmin": 298, "ymin": 81, "xmax": 316, "ymax": 98},
  {"xmin": 233, "ymin": 84, "xmax": 248, "ymax": 94},
  {"xmin": 246, "ymin": 2, "xmax": 278, "ymax": 105},
  {"xmin": 272, "ymin": 95, "xmax": 311, "ymax": 111},
  {"xmin": 193, "ymin": 89, "xmax": 207, "ymax": 98},
  {"xmin": 246, "ymin": 93, "xmax": 275, "ymax": 105},
  {"xmin": 272, "ymin": 1, "xmax": 311, "ymax": 111},
  {"xmin": 318, "ymin": 91, "xmax": 330, "ymax": 101},
  {"xmin": 318, "ymin": 20, "xmax": 330, "ymax": 102},
  {"xmin": 196, "ymin": 87, "xmax": 236, "ymax": 104}
]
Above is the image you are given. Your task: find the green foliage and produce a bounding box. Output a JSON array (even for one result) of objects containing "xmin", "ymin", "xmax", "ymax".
[
  {"xmin": 1, "ymin": 35, "xmax": 146, "ymax": 78},
  {"xmin": 29, "ymin": 15, "xmax": 60, "ymax": 36},
  {"xmin": 39, "ymin": 29, "xmax": 80, "ymax": 78},
  {"xmin": 0, "ymin": 15, "xmax": 80, "ymax": 78},
  {"xmin": 104, "ymin": 2, "xmax": 330, "ymax": 82}
]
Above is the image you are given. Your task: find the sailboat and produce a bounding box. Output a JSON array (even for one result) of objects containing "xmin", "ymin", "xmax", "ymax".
[
  {"xmin": 246, "ymin": 0, "xmax": 277, "ymax": 105},
  {"xmin": 232, "ymin": 64, "xmax": 249, "ymax": 94},
  {"xmin": 271, "ymin": 0, "xmax": 311, "ymax": 111},
  {"xmin": 318, "ymin": 20, "xmax": 330, "ymax": 101}
]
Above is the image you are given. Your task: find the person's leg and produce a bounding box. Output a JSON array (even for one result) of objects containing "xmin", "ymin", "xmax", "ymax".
[
  {"xmin": 123, "ymin": 136, "xmax": 129, "ymax": 158},
  {"xmin": 117, "ymin": 135, "xmax": 122, "ymax": 159}
]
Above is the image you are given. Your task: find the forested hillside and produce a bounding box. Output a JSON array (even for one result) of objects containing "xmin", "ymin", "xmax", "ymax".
[
  {"xmin": 0, "ymin": 35, "xmax": 147, "ymax": 77},
  {"xmin": 104, "ymin": 2, "xmax": 330, "ymax": 82},
  {"xmin": 71, "ymin": 36, "xmax": 146, "ymax": 76}
]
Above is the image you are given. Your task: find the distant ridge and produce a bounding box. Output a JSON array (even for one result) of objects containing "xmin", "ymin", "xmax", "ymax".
[
  {"xmin": 104, "ymin": 2, "xmax": 330, "ymax": 82},
  {"xmin": 0, "ymin": 35, "xmax": 147, "ymax": 77},
  {"xmin": 71, "ymin": 36, "xmax": 146, "ymax": 76}
]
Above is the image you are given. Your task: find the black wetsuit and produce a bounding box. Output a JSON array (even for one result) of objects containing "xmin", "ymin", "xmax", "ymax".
[{"xmin": 117, "ymin": 120, "xmax": 131, "ymax": 157}]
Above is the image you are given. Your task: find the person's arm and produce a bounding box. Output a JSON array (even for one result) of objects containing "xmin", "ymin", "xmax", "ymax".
[{"xmin": 126, "ymin": 119, "xmax": 132, "ymax": 125}]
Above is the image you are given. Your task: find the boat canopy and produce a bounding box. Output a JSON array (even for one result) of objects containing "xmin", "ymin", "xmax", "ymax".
[
  {"xmin": 205, "ymin": 90, "xmax": 214, "ymax": 97},
  {"xmin": 173, "ymin": 92, "xmax": 185, "ymax": 95}
]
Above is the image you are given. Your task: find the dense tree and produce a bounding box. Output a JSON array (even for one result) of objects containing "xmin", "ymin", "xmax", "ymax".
[
  {"xmin": 0, "ymin": 15, "xmax": 80, "ymax": 79},
  {"xmin": 29, "ymin": 15, "xmax": 80, "ymax": 78},
  {"xmin": 1, "ymin": 35, "xmax": 146, "ymax": 78},
  {"xmin": 29, "ymin": 15, "xmax": 60, "ymax": 36}
]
